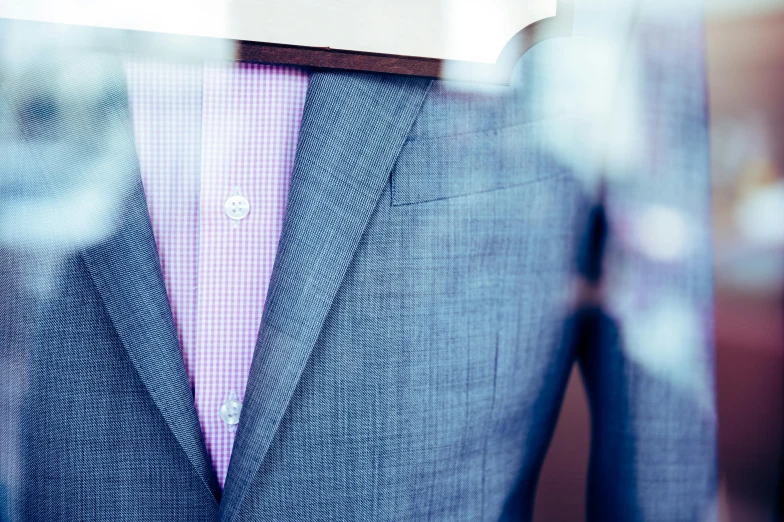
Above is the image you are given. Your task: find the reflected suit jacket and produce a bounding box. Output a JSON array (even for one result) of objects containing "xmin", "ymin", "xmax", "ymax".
[{"xmin": 0, "ymin": 1, "xmax": 717, "ymax": 521}]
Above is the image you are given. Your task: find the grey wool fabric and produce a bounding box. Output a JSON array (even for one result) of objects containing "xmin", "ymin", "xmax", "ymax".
[{"xmin": 0, "ymin": 1, "xmax": 717, "ymax": 520}]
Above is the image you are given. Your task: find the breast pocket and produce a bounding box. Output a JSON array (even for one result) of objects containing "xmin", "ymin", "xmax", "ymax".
[{"xmin": 390, "ymin": 116, "xmax": 575, "ymax": 206}]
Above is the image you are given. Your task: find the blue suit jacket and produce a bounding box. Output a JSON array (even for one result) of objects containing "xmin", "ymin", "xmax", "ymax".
[{"xmin": 0, "ymin": 1, "xmax": 716, "ymax": 520}]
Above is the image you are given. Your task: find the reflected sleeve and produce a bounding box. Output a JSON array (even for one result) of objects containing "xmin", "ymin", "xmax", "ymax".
[{"xmin": 578, "ymin": 1, "xmax": 719, "ymax": 521}]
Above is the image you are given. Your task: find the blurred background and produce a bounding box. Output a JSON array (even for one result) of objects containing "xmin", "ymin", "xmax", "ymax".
[{"xmin": 535, "ymin": 0, "xmax": 784, "ymax": 520}]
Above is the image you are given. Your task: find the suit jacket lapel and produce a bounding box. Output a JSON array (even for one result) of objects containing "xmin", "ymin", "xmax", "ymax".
[
  {"xmin": 218, "ymin": 71, "xmax": 431, "ymax": 522},
  {"xmin": 80, "ymin": 176, "xmax": 221, "ymax": 503},
  {"xmin": 21, "ymin": 52, "xmax": 221, "ymax": 502}
]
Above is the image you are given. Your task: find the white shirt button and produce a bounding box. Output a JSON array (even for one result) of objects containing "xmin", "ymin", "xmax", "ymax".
[
  {"xmin": 224, "ymin": 195, "xmax": 250, "ymax": 220},
  {"xmin": 219, "ymin": 397, "xmax": 242, "ymax": 425}
]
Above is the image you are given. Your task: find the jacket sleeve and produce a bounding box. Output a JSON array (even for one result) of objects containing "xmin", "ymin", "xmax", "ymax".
[{"xmin": 576, "ymin": 1, "xmax": 718, "ymax": 520}]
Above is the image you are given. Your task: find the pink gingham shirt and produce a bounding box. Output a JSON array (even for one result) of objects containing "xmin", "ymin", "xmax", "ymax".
[{"xmin": 123, "ymin": 59, "xmax": 309, "ymax": 488}]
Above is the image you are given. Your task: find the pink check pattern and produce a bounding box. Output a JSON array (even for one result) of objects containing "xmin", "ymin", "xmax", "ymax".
[{"xmin": 123, "ymin": 59, "xmax": 309, "ymax": 488}]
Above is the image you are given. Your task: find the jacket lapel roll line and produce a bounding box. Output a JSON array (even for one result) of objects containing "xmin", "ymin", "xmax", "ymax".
[
  {"xmin": 80, "ymin": 174, "xmax": 223, "ymax": 503},
  {"xmin": 10, "ymin": 52, "xmax": 223, "ymax": 503}
]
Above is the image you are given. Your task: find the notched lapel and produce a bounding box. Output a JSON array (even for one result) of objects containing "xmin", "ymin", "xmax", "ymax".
[
  {"xmin": 80, "ymin": 177, "xmax": 221, "ymax": 503},
  {"xmin": 218, "ymin": 71, "xmax": 431, "ymax": 522},
  {"xmin": 14, "ymin": 50, "xmax": 222, "ymax": 502}
]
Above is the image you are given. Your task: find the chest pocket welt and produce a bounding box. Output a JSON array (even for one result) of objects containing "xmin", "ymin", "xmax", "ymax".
[{"xmin": 390, "ymin": 116, "xmax": 574, "ymax": 206}]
